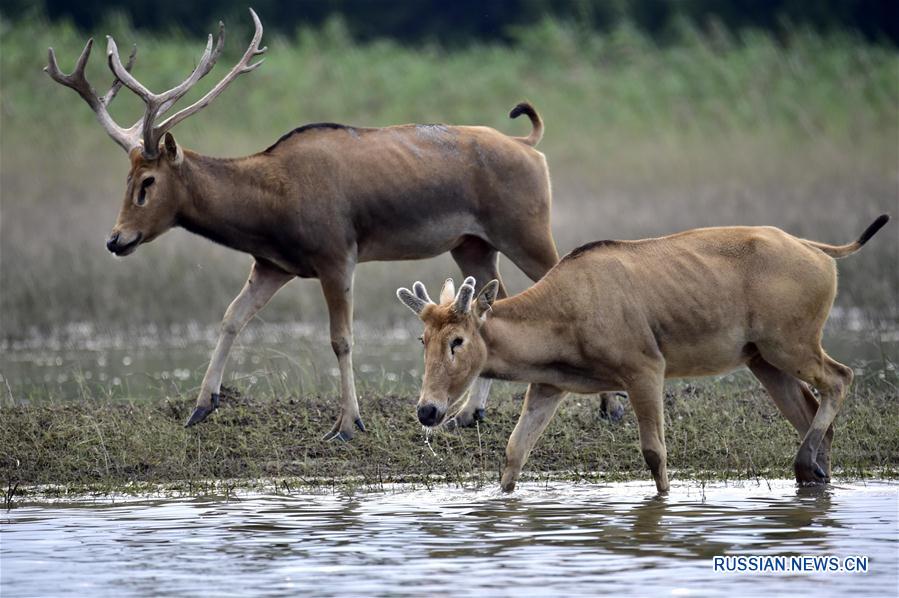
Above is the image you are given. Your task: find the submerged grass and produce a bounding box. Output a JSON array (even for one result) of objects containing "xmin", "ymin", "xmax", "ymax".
[{"xmin": 2, "ymin": 373, "xmax": 897, "ymax": 501}]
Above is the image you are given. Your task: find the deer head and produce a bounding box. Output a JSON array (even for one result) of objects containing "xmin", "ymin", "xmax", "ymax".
[
  {"xmin": 45, "ymin": 8, "xmax": 266, "ymax": 255},
  {"xmin": 397, "ymin": 277, "xmax": 500, "ymax": 426}
]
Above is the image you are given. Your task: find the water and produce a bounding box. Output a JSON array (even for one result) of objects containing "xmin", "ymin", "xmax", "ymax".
[
  {"xmin": 0, "ymin": 322, "xmax": 425, "ymax": 402},
  {"xmin": 2, "ymin": 480, "xmax": 897, "ymax": 597}
]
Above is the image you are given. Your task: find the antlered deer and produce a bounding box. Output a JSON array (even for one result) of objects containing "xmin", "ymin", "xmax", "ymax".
[
  {"xmin": 45, "ymin": 9, "xmax": 625, "ymax": 438},
  {"xmin": 397, "ymin": 216, "xmax": 889, "ymax": 492}
]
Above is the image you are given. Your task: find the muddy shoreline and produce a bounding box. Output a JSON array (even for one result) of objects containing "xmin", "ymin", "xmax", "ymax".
[{"xmin": 3, "ymin": 377, "xmax": 897, "ymax": 504}]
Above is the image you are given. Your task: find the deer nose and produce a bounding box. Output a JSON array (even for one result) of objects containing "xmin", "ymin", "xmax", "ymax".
[
  {"xmin": 106, "ymin": 232, "xmax": 120, "ymax": 253},
  {"xmin": 417, "ymin": 404, "xmax": 442, "ymax": 427}
]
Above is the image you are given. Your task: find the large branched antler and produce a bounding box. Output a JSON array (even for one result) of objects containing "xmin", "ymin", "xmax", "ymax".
[
  {"xmin": 45, "ymin": 39, "xmax": 141, "ymax": 152},
  {"xmin": 148, "ymin": 10, "xmax": 266, "ymax": 144},
  {"xmin": 46, "ymin": 8, "xmax": 265, "ymax": 158}
]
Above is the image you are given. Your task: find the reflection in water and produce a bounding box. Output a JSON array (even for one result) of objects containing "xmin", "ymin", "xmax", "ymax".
[
  {"xmin": 2, "ymin": 322, "xmax": 895, "ymax": 401},
  {"xmin": 2, "ymin": 480, "xmax": 897, "ymax": 597}
]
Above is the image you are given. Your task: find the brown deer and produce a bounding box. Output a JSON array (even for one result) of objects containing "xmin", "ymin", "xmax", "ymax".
[
  {"xmin": 397, "ymin": 216, "xmax": 889, "ymax": 492},
  {"xmin": 45, "ymin": 9, "xmax": 624, "ymax": 438}
]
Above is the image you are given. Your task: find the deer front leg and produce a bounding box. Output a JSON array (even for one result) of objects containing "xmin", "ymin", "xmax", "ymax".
[
  {"xmin": 501, "ymin": 383, "xmax": 566, "ymax": 492},
  {"xmin": 319, "ymin": 265, "xmax": 365, "ymax": 441},
  {"xmin": 627, "ymin": 373, "xmax": 669, "ymax": 494},
  {"xmin": 186, "ymin": 260, "xmax": 293, "ymax": 427}
]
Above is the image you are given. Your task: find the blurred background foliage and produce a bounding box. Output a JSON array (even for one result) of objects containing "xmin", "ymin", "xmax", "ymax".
[
  {"xmin": 8, "ymin": 0, "xmax": 898, "ymax": 45},
  {"xmin": 0, "ymin": 1, "xmax": 896, "ymax": 340}
]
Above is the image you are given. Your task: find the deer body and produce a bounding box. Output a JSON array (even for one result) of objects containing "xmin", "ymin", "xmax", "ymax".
[
  {"xmin": 398, "ymin": 216, "xmax": 889, "ymax": 492},
  {"xmin": 171, "ymin": 123, "xmax": 554, "ymax": 271}
]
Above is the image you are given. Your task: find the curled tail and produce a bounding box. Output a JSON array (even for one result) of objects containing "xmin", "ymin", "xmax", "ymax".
[
  {"xmin": 509, "ymin": 101, "xmax": 543, "ymax": 146},
  {"xmin": 802, "ymin": 214, "xmax": 890, "ymax": 258}
]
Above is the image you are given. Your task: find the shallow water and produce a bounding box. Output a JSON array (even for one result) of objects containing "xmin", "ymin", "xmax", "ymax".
[
  {"xmin": 2, "ymin": 480, "xmax": 897, "ymax": 597},
  {"xmin": 2, "ymin": 320, "xmax": 896, "ymax": 403},
  {"xmin": 0, "ymin": 323, "xmax": 424, "ymax": 401}
]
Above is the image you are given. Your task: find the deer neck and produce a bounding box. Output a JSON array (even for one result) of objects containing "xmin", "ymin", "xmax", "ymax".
[
  {"xmin": 479, "ymin": 289, "xmax": 561, "ymax": 382},
  {"xmin": 175, "ymin": 151, "xmax": 286, "ymax": 256}
]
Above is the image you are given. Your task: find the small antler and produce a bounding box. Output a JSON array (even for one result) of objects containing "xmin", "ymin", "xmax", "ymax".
[
  {"xmin": 48, "ymin": 8, "xmax": 263, "ymax": 158},
  {"xmin": 453, "ymin": 278, "xmax": 477, "ymax": 314}
]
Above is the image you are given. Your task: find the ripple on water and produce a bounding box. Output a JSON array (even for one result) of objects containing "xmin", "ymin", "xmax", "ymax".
[{"xmin": 1, "ymin": 480, "xmax": 897, "ymax": 597}]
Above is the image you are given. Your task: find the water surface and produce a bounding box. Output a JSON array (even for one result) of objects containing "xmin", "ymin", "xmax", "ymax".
[
  {"xmin": 2, "ymin": 320, "xmax": 895, "ymax": 403},
  {"xmin": 2, "ymin": 480, "xmax": 897, "ymax": 596}
]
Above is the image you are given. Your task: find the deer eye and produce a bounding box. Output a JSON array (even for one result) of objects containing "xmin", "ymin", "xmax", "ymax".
[
  {"xmin": 450, "ymin": 337, "xmax": 464, "ymax": 354},
  {"xmin": 136, "ymin": 176, "xmax": 155, "ymax": 206}
]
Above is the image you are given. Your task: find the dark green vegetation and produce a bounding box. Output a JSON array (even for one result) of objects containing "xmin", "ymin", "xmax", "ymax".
[
  {"xmin": 16, "ymin": 0, "xmax": 899, "ymax": 44},
  {"xmin": 3, "ymin": 372, "xmax": 897, "ymax": 499}
]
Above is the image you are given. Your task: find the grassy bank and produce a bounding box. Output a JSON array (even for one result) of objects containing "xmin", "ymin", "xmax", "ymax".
[
  {"xmin": 1, "ymin": 17, "xmax": 897, "ymax": 338},
  {"xmin": 3, "ymin": 373, "xmax": 897, "ymax": 500}
]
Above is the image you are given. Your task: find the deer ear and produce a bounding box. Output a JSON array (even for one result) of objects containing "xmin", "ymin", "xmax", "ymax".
[
  {"xmin": 163, "ymin": 132, "xmax": 183, "ymax": 165},
  {"xmin": 412, "ymin": 281, "xmax": 433, "ymax": 304},
  {"xmin": 475, "ymin": 279, "xmax": 500, "ymax": 319},
  {"xmin": 397, "ymin": 288, "xmax": 427, "ymax": 315}
]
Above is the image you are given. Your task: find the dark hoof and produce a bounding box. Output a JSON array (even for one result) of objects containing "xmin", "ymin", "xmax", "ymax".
[
  {"xmin": 607, "ymin": 404, "xmax": 625, "ymax": 423},
  {"xmin": 794, "ymin": 459, "xmax": 830, "ymax": 485},
  {"xmin": 600, "ymin": 394, "xmax": 626, "ymax": 423},
  {"xmin": 354, "ymin": 418, "xmax": 367, "ymax": 433},
  {"xmin": 445, "ymin": 408, "xmax": 486, "ymax": 431},
  {"xmin": 184, "ymin": 394, "xmax": 220, "ymax": 428}
]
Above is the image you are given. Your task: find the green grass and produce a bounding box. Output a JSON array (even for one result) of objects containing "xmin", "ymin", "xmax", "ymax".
[
  {"xmin": 2, "ymin": 370, "xmax": 897, "ymax": 501},
  {"xmin": 1, "ymin": 16, "xmax": 897, "ymax": 338}
]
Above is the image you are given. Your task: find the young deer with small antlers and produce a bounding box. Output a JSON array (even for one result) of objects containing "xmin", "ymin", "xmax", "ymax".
[
  {"xmin": 398, "ymin": 216, "xmax": 889, "ymax": 492},
  {"xmin": 46, "ymin": 9, "xmax": 625, "ymax": 438}
]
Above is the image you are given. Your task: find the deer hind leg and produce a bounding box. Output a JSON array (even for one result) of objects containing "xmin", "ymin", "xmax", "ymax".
[
  {"xmin": 501, "ymin": 383, "xmax": 567, "ymax": 492},
  {"xmin": 627, "ymin": 373, "xmax": 669, "ymax": 494},
  {"xmin": 748, "ymin": 355, "xmax": 834, "ymax": 477},
  {"xmin": 757, "ymin": 342, "xmax": 852, "ymax": 485},
  {"xmin": 319, "ymin": 264, "xmax": 365, "ymax": 441},
  {"xmin": 445, "ymin": 237, "xmax": 506, "ymax": 429},
  {"xmin": 186, "ymin": 260, "xmax": 293, "ymax": 427}
]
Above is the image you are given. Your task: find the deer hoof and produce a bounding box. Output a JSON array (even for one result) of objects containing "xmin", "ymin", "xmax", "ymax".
[
  {"xmin": 600, "ymin": 395, "xmax": 626, "ymax": 423},
  {"xmin": 608, "ymin": 402, "xmax": 625, "ymax": 423},
  {"xmin": 445, "ymin": 408, "xmax": 486, "ymax": 430},
  {"xmin": 354, "ymin": 418, "xmax": 366, "ymax": 433},
  {"xmin": 184, "ymin": 393, "xmax": 220, "ymax": 428},
  {"xmin": 794, "ymin": 458, "xmax": 830, "ymax": 486}
]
